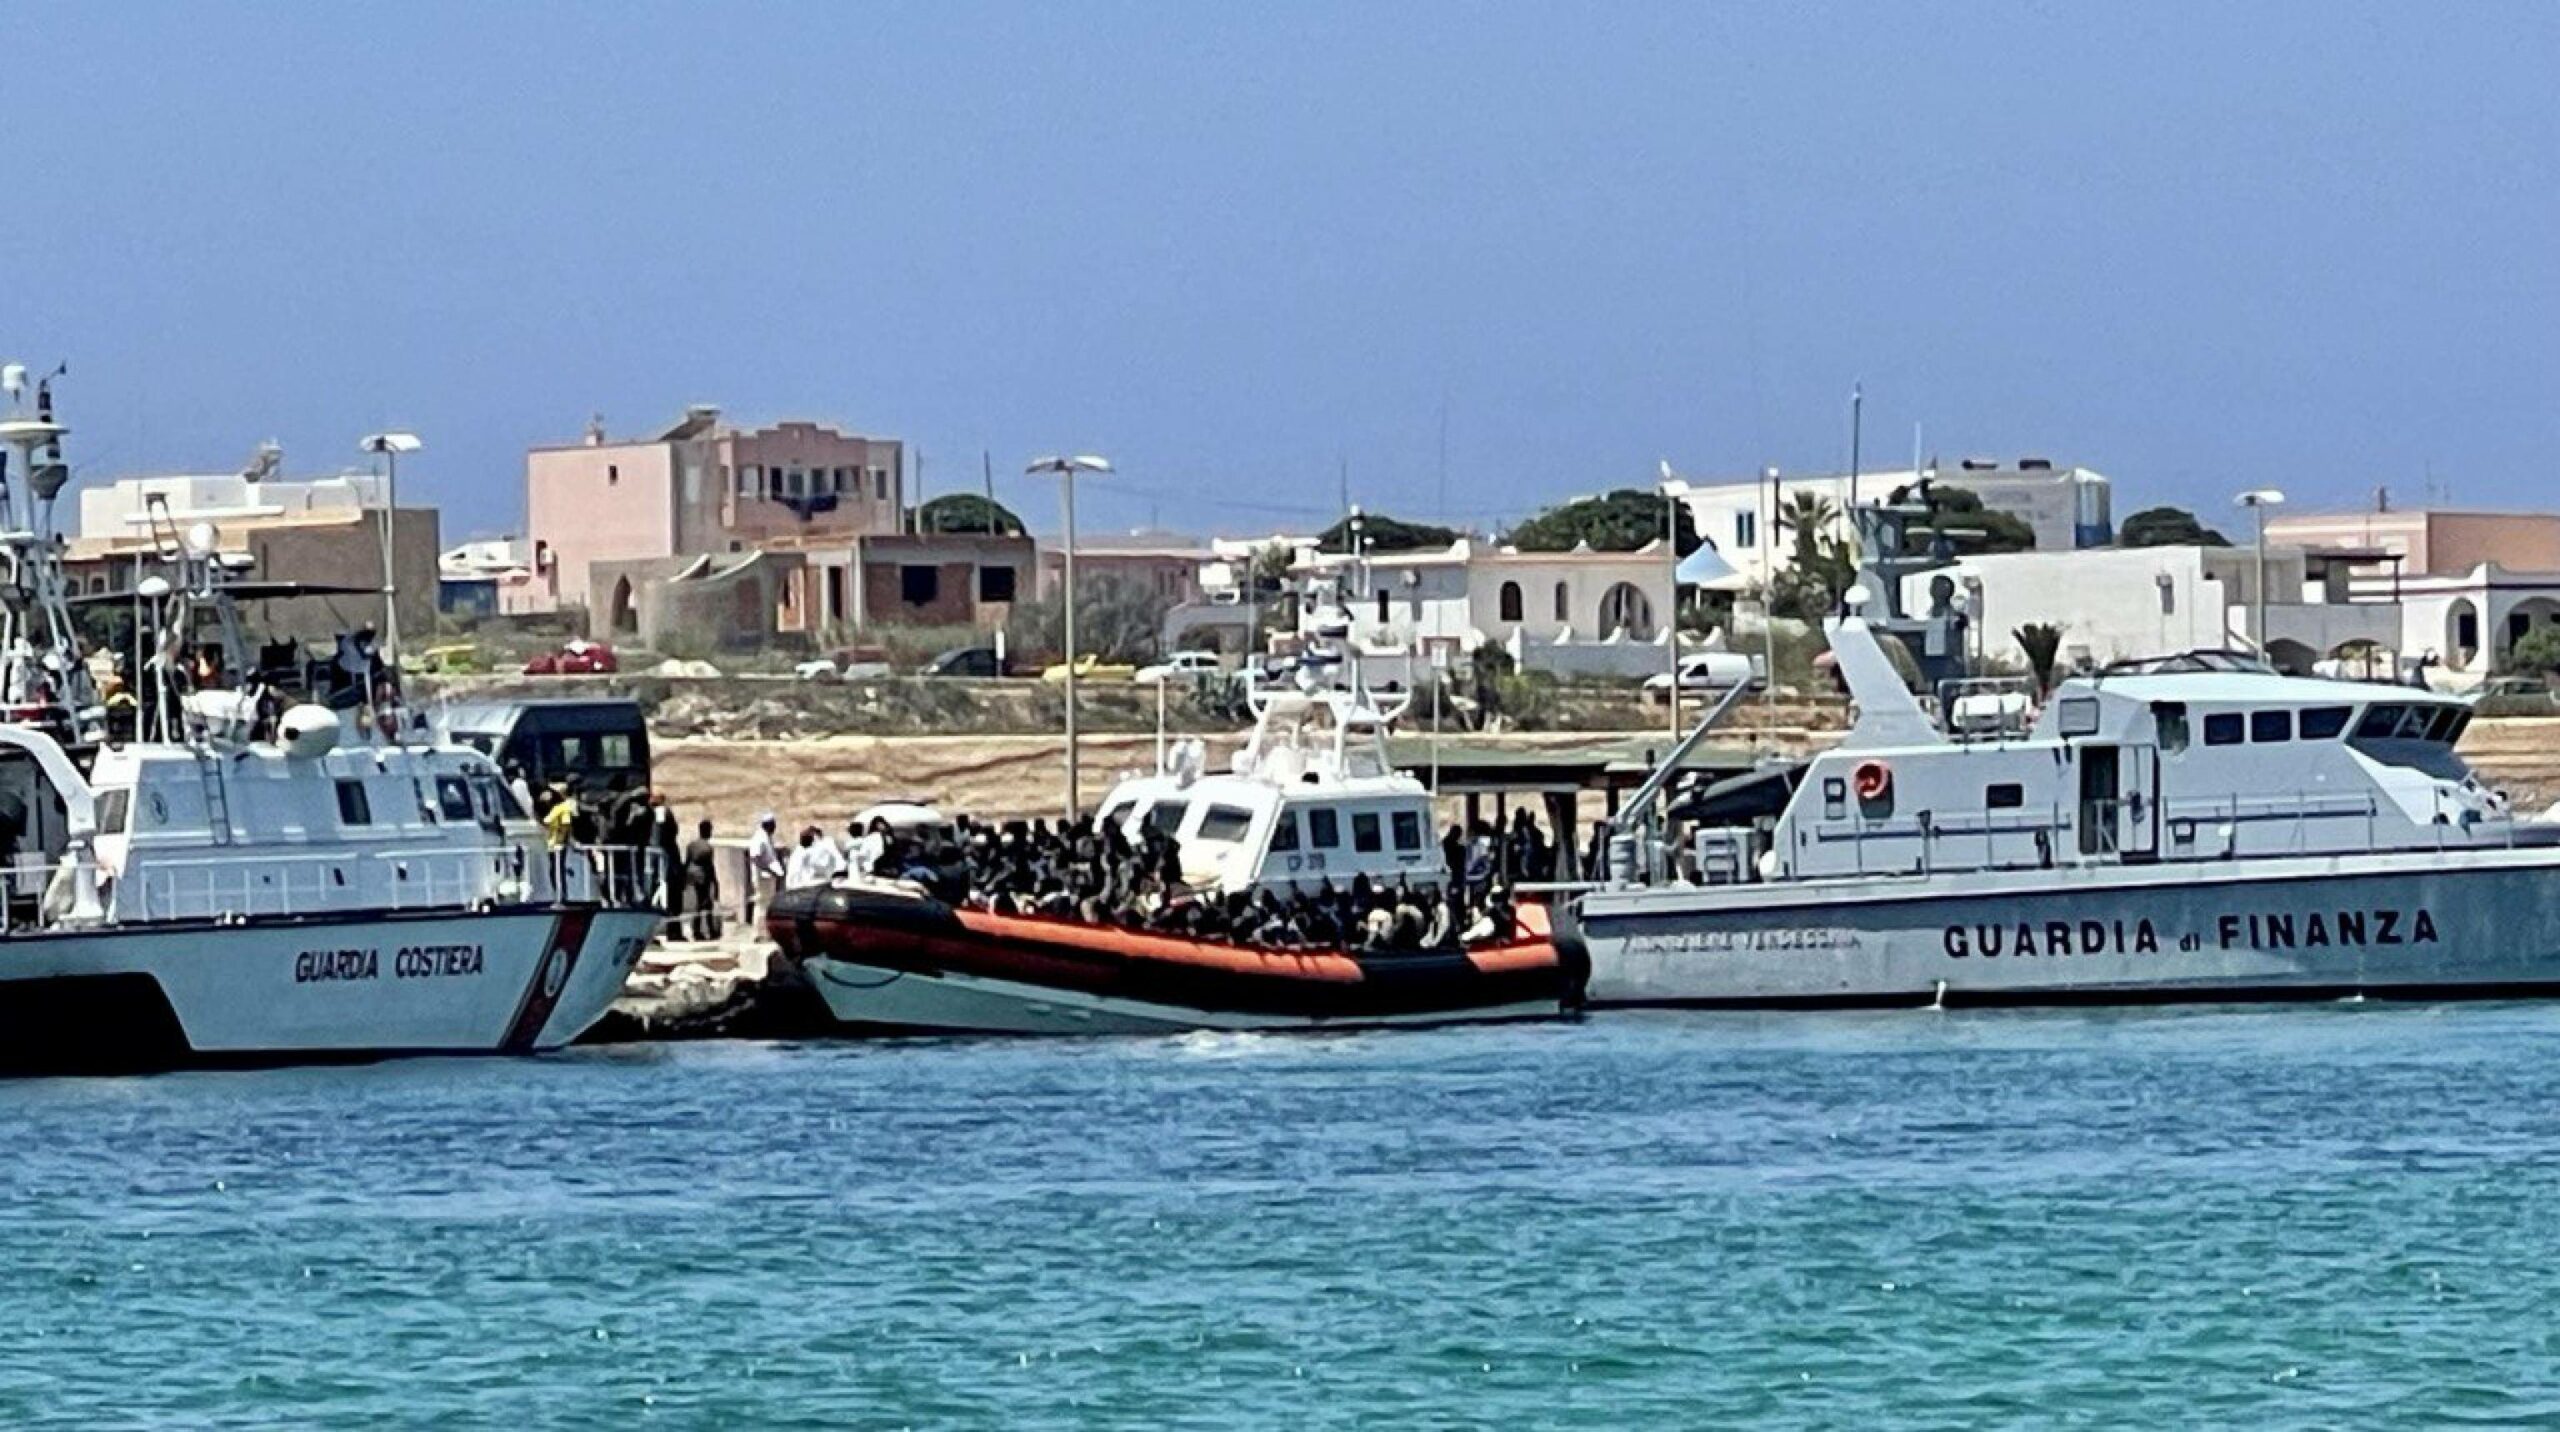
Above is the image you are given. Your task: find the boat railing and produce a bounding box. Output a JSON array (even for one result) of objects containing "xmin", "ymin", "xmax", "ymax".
[{"xmin": 90, "ymin": 842, "xmax": 665, "ymax": 926}]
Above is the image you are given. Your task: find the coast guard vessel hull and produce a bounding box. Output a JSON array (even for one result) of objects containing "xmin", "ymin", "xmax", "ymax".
[
  {"xmin": 1568, "ymin": 849, "xmax": 2560, "ymax": 1008},
  {"xmin": 0, "ymin": 906, "xmax": 658, "ymax": 1073}
]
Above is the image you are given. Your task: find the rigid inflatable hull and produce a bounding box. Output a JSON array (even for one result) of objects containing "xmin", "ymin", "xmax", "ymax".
[{"xmin": 769, "ymin": 884, "xmax": 1574, "ymax": 1035}]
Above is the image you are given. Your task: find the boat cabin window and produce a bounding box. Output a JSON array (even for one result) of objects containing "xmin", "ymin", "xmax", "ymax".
[
  {"xmin": 435, "ymin": 776, "xmax": 474, "ymax": 822},
  {"xmin": 2425, "ymin": 706, "xmax": 2466, "ymax": 743},
  {"xmin": 1098, "ymin": 798, "xmax": 1133, "ymax": 829},
  {"xmin": 1268, "ymin": 811, "xmax": 1301, "ymax": 852},
  {"xmin": 1352, "ymin": 811, "xmax": 1382, "ymax": 853},
  {"xmin": 1145, "ymin": 801, "xmax": 1187, "ymax": 837},
  {"xmin": 1307, "ymin": 808, "xmax": 1340, "ymax": 849},
  {"xmin": 2058, "ymin": 697, "xmax": 2100, "ymax": 737},
  {"xmin": 1986, "ymin": 783, "xmax": 2024, "ymax": 810},
  {"xmin": 335, "ymin": 779, "xmax": 373, "ymax": 827},
  {"xmin": 2203, "ymin": 713, "xmax": 2244, "ymax": 746},
  {"xmin": 2355, "ymin": 704, "xmax": 2406, "ymax": 740},
  {"xmin": 96, "ymin": 788, "xmax": 129, "ymax": 836},
  {"xmin": 2299, "ymin": 706, "xmax": 2351, "ymax": 740},
  {"xmin": 1196, "ymin": 805, "xmax": 1254, "ymax": 843},
  {"xmin": 2152, "ymin": 702, "xmax": 2188, "ymax": 753},
  {"xmin": 2251, "ymin": 710, "xmax": 2291, "ymax": 743},
  {"xmin": 1391, "ymin": 810, "xmax": 1423, "ymax": 851}
]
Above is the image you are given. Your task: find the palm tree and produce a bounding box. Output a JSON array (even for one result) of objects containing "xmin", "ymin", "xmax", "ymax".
[{"xmin": 2014, "ymin": 623, "xmax": 2065, "ymax": 693}]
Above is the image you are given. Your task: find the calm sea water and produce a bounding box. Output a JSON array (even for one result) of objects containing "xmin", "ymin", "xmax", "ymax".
[{"xmin": 8, "ymin": 1005, "xmax": 2560, "ymax": 1428}]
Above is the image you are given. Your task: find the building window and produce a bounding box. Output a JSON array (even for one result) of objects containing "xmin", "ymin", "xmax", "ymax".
[
  {"xmin": 978, "ymin": 565, "xmax": 1017, "ymax": 603},
  {"xmin": 1735, "ymin": 511, "xmax": 1758, "ymax": 549},
  {"xmin": 1498, "ymin": 581, "xmax": 1523, "ymax": 623},
  {"xmin": 1597, "ymin": 581, "xmax": 1655, "ymax": 640},
  {"xmin": 900, "ymin": 565, "xmax": 939, "ymax": 605},
  {"xmin": 1553, "ymin": 581, "xmax": 1568, "ymax": 621}
]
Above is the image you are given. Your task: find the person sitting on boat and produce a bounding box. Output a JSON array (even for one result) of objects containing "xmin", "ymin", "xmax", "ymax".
[{"xmin": 845, "ymin": 816, "xmax": 890, "ymax": 878}]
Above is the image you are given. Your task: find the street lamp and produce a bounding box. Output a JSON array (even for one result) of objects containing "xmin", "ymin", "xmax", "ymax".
[
  {"xmin": 360, "ymin": 431, "xmax": 422, "ymax": 664},
  {"xmin": 1028, "ymin": 454, "xmax": 1112, "ymax": 819},
  {"xmin": 1657, "ymin": 461, "xmax": 1690, "ymax": 738},
  {"xmin": 1761, "ymin": 465, "xmax": 1780, "ymax": 707},
  {"xmin": 2236, "ymin": 488, "xmax": 2286, "ymax": 657}
]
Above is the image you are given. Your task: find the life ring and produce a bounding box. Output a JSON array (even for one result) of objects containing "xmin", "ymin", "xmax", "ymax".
[{"xmin": 1852, "ymin": 759, "xmax": 1892, "ymax": 801}]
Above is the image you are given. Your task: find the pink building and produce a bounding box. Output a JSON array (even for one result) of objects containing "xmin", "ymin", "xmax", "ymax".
[
  {"xmin": 510, "ymin": 407, "xmax": 905, "ymax": 622},
  {"xmin": 2262, "ymin": 508, "xmax": 2560, "ymax": 579}
]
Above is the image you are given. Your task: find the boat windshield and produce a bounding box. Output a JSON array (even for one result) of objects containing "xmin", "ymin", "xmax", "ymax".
[{"xmin": 2101, "ymin": 650, "xmax": 2274, "ymax": 676}]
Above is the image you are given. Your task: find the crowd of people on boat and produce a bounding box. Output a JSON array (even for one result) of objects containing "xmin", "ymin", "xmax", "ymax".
[{"xmin": 744, "ymin": 806, "xmax": 1565, "ymax": 952}]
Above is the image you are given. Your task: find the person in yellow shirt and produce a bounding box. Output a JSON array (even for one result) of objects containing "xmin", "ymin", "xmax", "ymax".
[{"xmin": 541, "ymin": 786, "xmax": 580, "ymax": 897}]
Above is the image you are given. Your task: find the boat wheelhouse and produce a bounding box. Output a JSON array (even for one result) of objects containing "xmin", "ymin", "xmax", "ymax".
[{"xmin": 1094, "ymin": 681, "xmax": 1441, "ymax": 896}]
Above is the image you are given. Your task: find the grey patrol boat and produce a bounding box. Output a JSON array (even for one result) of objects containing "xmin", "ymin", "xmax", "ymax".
[{"xmin": 1561, "ymin": 485, "xmax": 2560, "ymax": 1009}]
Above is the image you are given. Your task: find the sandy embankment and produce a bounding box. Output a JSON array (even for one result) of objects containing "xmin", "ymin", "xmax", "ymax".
[{"xmin": 648, "ymin": 716, "xmax": 2560, "ymax": 836}]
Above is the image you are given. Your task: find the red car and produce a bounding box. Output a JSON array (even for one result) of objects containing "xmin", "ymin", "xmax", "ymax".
[{"xmin": 524, "ymin": 639, "xmax": 619, "ymax": 676}]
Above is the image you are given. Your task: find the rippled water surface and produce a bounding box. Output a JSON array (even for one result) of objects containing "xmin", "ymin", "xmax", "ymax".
[{"xmin": 10, "ymin": 1005, "xmax": 2560, "ymax": 1427}]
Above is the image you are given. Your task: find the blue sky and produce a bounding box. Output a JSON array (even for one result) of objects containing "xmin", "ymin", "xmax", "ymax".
[{"xmin": 9, "ymin": 3, "xmax": 2556, "ymax": 541}]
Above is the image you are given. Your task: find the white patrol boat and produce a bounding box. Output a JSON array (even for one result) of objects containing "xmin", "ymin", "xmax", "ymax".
[
  {"xmin": 1566, "ymin": 486, "xmax": 2560, "ymax": 1009},
  {"xmin": 0, "ymin": 367, "xmax": 661, "ymax": 1072}
]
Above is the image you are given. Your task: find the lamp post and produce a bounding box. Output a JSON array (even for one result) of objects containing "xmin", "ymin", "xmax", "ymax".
[
  {"xmin": 1028, "ymin": 454, "xmax": 1112, "ymax": 819},
  {"xmin": 1761, "ymin": 465, "xmax": 1780, "ymax": 708},
  {"xmin": 1657, "ymin": 463, "xmax": 1691, "ymax": 738},
  {"xmin": 2236, "ymin": 488, "xmax": 2286, "ymax": 657},
  {"xmin": 359, "ymin": 431, "xmax": 422, "ymax": 664}
]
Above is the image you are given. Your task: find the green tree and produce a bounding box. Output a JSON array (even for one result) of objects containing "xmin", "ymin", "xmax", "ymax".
[
  {"xmin": 2509, "ymin": 624, "xmax": 2560, "ymax": 674},
  {"xmin": 1315, "ymin": 512, "xmax": 1460, "ymax": 554},
  {"xmin": 915, "ymin": 493, "xmax": 1027, "ymax": 535},
  {"xmin": 1768, "ymin": 492, "xmax": 1857, "ymax": 623},
  {"xmin": 2117, "ymin": 505, "xmax": 2230, "ymax": 548},
  {"xmin": 1002, "ymin": 574, "xmax": 1173, "ymax": 665},
  {"xmin": 1910, "ymin": 487, "xmax": 2036, "ymax": 555},
  {"xmin": 1507, "ymin": 488, "xmax": 1701, "ymax": 555},
  {"xmin": 2014, "ymin": 622, "xmax": 2066, "ymax": 693}
]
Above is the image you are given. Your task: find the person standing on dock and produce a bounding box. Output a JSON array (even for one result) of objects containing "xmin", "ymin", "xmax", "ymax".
[
  {"xmin": 746, "ymin": 812, "xmax": 784, "ymax": 923},
  {"xmin": 683, "ymin": 819, "xmax": 721, "ymax": 942}
]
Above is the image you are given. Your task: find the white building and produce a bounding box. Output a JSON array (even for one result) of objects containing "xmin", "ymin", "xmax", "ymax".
[
  {"xmin": 76, "ymin": 470, "xmax": 388, "ymax": 539},
  {"xmin": 2389, "ymin": 565, "xmax": 2560, "ymax": 686},
  {"xmin": 1682, "ymin": 459, "xmax": 2113, "ymax": 588},
  {"xmin": 1295, "ymin": 539, "xmax": 1684, "ymax": 678},
  {"xmin": 1902, "ymin": 544, "xmax": 2400, "ymax": 676}
]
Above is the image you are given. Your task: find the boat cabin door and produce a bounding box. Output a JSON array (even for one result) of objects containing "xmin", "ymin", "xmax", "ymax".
[{"xmin": 2076, "ymin": 744, "xmax": 2158, "ymax": 860}]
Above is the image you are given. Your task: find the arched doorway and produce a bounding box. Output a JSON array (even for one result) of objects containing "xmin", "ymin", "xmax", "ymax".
[
  {"xmin": 2503, "ymin": 596, "xmax": 2560, "ymax": 668},
  {"xmin": 609, "ymin": 575, "xmax": 638, "ymax": 635},
  {"xmin": 2446, "ymin": 597, "xmax": 2482, "ymax": 671},
  {"xmin": 2264, "ymin": 638, "xmax": 2317, "ymax": 675},
  {"xmin": 1597, "ymin": 582, "xmax": 1655, "ymax": 640}
]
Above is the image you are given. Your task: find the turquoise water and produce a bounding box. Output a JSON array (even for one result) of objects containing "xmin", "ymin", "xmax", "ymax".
[{"xmin": 10, "ymin": 1006, "xmax": 2560, "ymax": 1427}]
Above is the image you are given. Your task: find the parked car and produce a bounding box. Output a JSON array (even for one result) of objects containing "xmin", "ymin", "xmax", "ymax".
[
  {"xmin": 1641, "ymin": 652, "xmax": 1762, "ymax": 702},
  {"xmin": 523, "ymin": 639, "xmax": 618, "ymax": 676},
  {"xmin": 920, "ymin": 646, "xmax": 1005, "ymax": 679},
  {"xmin": 796, "ymin": 652, "xmax": 894, "ymax": 682},
  {"xmin": 1134, "ymin": 650, "xmax": 1225, "ymax": 685},
  {"xmin": 1039, "ymin": 656, "xmax": 1137, "ymax": 684}
]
